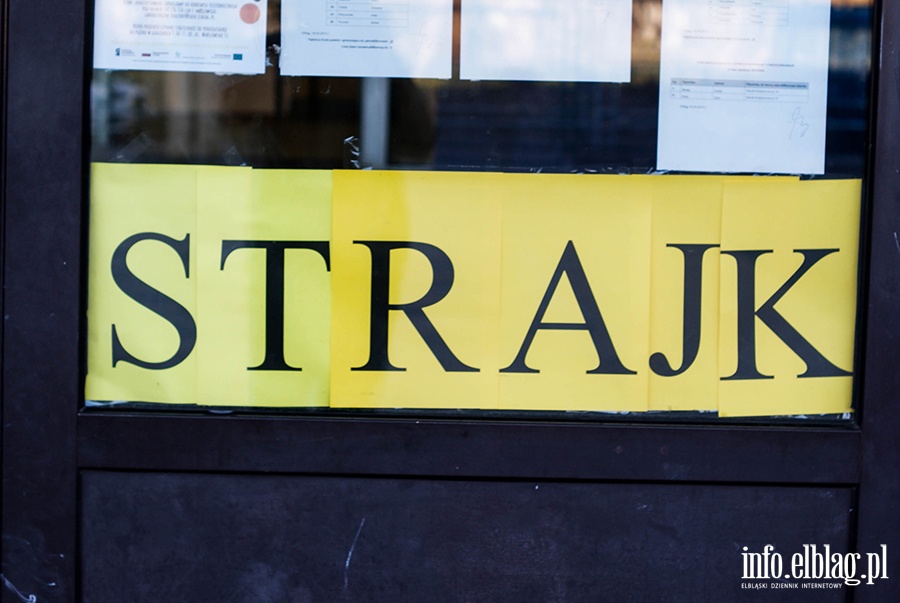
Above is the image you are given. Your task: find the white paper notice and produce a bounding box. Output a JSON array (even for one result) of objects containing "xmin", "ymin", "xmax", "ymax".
[
  {"xmin": 93, "ymin": 0, "xmax": 268, "ymax": 74},
  {"xmin": 460, "ymin": 0, "xmax": 632, "ymax": 83},
  {"xmin": 657, "ymin": 0, "xmax": 831, "ymax": 174},
  {"xmin": 280, "ymin": 0, "xmax": 453, "ymax": 78}
]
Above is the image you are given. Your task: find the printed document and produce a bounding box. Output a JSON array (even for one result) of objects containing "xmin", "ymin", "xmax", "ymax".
[
  {"xmin": 657, "ymin": 0, "xmax": 831, "ymax": 174},
  {"xmin": 460, "ymin": 0, "xmax": 632, "ymax": 83},
  {"xmin": 94, "ymin": 0, "xmax": 268, "ymax": 74},
  {"xmin": 280, "ymin": 0, "xmax": 453, "ymax": 78}
]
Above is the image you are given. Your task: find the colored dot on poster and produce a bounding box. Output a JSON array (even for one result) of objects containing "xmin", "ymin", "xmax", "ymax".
[{"xmin": 240, "ymin": 3, "xmax": 260, "ymax": 24}]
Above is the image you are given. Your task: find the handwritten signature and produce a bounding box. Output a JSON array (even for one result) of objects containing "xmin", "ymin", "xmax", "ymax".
[{"xmin": 790, "ymin": 107, "xmax": 810, "ymax": 139}]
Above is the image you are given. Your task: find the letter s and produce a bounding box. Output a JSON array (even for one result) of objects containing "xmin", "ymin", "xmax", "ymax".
[{"xmin": 110, "ymin": 233, "xmax": 196, "ymax": 369}]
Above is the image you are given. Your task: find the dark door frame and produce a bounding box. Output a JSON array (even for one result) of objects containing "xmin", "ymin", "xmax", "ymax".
[
  {"xmin": 2, "ymin": 1, "xmax": 898, "ymax": 601},
  {"xmin": 2, "ymin": 0, "xmax": 85, "ymax": 600}
]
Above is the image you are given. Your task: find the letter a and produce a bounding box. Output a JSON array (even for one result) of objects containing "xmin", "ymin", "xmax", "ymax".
[{"xmin": 501, "ymin": 241, "xmax": 635, "ymax": 375}]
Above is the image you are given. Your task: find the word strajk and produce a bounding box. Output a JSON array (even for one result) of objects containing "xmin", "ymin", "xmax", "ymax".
[{"xmin": 108, "ymin": 233, "xmax": 852, "ymax": 379}]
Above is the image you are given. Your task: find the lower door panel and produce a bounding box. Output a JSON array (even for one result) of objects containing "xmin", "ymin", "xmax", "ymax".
[{"xmin": 81, "ymin": 471, "xmax": 853, "ymax": 602}]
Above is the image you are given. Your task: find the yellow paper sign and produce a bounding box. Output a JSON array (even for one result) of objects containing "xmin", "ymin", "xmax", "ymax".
[
  {"xmin": 87, "ymin": 163, "xmax": 199, "ymax": 404},
  {"xmin": 330, "ymin": 170, "xmax": 503, "ymax": 409},
  {"xmin": 86, "ymin": 164, "xmax": 332, "ymax": 407},
  {"xmin": 498, "ymin": 175, "xmax": 652, "ymax": 412},
  {"xmin": 718, "ymin": 179, "xmax": 860, "ymax": 417},
  {"xmin": 87, "ymin": 163, "xmax": 862, "ymax": 417},
  {"xmin": 648, "ymin": 177, "xmax": 724, "ymax": 411},
  {"xmin": 196, "ymin": 167, "xmax": 332, "ymax": 406}
]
